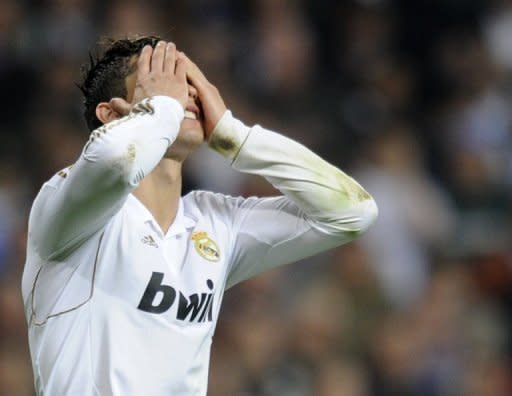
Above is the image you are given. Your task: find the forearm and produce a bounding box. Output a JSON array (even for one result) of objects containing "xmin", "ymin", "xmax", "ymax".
[
  {"xmin": 209, "ymin": 111, "xmax": 378, "ymax": 235},
  {"xmin": 34, "ymin": 96, "xmax": 184, "ymax": 260},
  {"xmin": 82, "ymin": 96, "xmax": 183, "ymax": 185}
]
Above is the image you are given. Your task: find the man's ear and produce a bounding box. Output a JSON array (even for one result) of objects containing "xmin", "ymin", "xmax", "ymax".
[
  {"xmin": 109, "ymin": 98, "xmax": 132, "ymax": 116},
  {"xmin": 95, "ymin": 102, "xmax": 118, "ymax": 125},
  {"xmin": 95, "ymin": 98, "xmax": 132, "ymax": 124}
]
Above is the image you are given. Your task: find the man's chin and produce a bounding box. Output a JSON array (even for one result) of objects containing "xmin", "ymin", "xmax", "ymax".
[
  {"xmin": 163, "ymin": 123, "xmax": 206, "ymax": 160},
  {"xmin": 180, "ymin": 118, "xmax": 206, "ymax": 140}
]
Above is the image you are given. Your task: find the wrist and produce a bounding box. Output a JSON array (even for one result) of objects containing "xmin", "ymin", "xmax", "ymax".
[{"xmin": 208, "ymin": 110, "xmax": 250, "ymax": 161}]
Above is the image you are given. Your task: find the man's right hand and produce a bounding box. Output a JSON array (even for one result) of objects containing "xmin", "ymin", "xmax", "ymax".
[{"xmin": 131, "ymin": 41, "xmax": 189, "ymax": 108}]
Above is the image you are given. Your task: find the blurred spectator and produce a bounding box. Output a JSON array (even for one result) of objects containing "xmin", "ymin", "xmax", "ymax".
[
  {"xmin": 104, "ymin": 0, "xmax": 165, "ymax": 38},
  {"xmin": 315, "ymin": 357, "xmax": 370, "ymax": 396},
  {"xmin": 485, "ymin": 0, "xmax": 512, "ymax": 73},
  {"xmin": 356, "ymin": 125, "xmax": 457, "ymax": 307}
]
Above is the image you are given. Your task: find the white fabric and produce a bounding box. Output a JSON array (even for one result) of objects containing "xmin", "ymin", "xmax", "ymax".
[{"xmin": 22, "ymin": 96, "xmax": 377, "ymax": 396}]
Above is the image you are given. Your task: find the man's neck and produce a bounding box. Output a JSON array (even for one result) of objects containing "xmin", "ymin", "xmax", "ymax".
[{"xmin": 133, "ymin": 158, "xmax": 183, "ymax": 234}]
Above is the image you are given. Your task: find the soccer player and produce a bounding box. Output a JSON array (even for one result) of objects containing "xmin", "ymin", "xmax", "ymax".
[{"xmin": 22, "ymin": 37, "xmax": 378, "ymax": 395}]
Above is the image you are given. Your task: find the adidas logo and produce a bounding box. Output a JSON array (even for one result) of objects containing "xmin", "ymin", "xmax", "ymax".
[{"xmin": 141, "ymin": 235, "xmax": 158, "ymax": 248}]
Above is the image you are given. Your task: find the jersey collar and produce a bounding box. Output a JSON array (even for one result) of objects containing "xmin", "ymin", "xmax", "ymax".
[{"xmin": 126, "ymin": 194, "xmax": 197, "ymax": 238}]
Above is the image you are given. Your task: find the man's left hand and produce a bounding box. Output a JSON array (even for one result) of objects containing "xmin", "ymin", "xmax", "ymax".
[{"xmin": 182, "ymin": 54, "xmax": 227, "ymax": 139}]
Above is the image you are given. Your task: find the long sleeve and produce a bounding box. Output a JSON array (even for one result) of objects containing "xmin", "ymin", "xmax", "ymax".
[
  {"xmin": 208, "ymin": 111, "xmax": 378, "ymax": 288},
  {"xmin": 30, "ymin": 96, "xmax": 184, "ymax": 261}
]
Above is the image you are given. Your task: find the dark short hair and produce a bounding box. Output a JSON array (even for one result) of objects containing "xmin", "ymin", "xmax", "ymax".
[{"xmin": 78, "ymin": 36, "xmax": 162, "ymax": 131}]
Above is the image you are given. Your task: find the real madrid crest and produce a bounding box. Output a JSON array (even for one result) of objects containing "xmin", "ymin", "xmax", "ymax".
[{"xmin": 191, "ymin": 231, "xmax": 220, "ymax": 262}]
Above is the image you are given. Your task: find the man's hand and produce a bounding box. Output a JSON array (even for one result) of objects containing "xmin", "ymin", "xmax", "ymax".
[
  {"xmin": 132, "ymin": 41, "xmax": 188, "ymax": 108},
  {"xmin": 182, "ymin": 54, "xmax": 227, "ymax": 139}
]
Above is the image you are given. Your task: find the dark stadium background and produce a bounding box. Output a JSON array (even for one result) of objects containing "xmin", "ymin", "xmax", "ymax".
[{"xmin": 1, "ymin": 0, "xmax": 511, "ymax": 395}]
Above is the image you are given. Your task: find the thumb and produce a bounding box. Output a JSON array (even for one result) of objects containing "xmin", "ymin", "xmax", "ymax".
[{"xmin": 109, "ymin": 98, "xmax": 132, "ymax": 116}]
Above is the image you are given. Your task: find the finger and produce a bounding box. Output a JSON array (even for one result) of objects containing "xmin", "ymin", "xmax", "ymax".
[
  {"xmin": 185, "ymin": 64, "xmax": 207, "ymax": 90},
  {"xmin": 181, "ymin": 53, "xmax": 200, "ymax": 76},
  {"xmin": 182, "ymin": 54, "xmax": 209, "ymax": 89},
  {"xmin": 182, "ymin": 54, "xmax": 205, "ymax": 78},
  {"xmin": 137, "ymin": 45, "xmax": 152, "ymax": 76},
  {"xmin": 175, "ymin": 56, "xmax": 187, "ymax": 82},
  {"xmin": 109, "ymin": 98, "xmax": 132, "ymax": 116},
  {"xmin": 151, "ymin": 40, "xmax": 167, "ymax": 73},
  {"xmin": 164, "ymin": 42, "xmax": 177, "ymax": 74}
]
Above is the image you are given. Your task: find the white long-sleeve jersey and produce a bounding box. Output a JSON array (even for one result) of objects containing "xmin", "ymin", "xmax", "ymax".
[{"xmin": 21, "ymin": 96, "xmax": 377, "ymax": 396}]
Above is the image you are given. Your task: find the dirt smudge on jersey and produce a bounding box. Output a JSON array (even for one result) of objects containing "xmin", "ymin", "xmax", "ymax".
[
  {"xmin": 209, "ymin": 135, "xmax": 238, "ymax": 157},
  {"xmin": 126, "ymin": 143, "xmax": 136, "ymax": 162}
]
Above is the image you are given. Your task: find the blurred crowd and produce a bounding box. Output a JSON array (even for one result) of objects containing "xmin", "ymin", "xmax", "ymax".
[{"xmin": 1, "ymin": 0, "xmax": 511, "ymax": 395}]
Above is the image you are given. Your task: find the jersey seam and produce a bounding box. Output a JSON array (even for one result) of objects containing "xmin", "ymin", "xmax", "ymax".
[
  {"xmin": 229, "ymin": 127, "xmax": 252, "ymax": 165},
  {"xmin": 30, "ymin": 232, "xmax": 105, "ymax": 327}
]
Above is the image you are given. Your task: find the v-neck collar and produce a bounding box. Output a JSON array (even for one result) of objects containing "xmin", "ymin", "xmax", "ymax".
[{"xmin": 126, "ymin": 194, "xmax": 197, "ymax": 238}]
